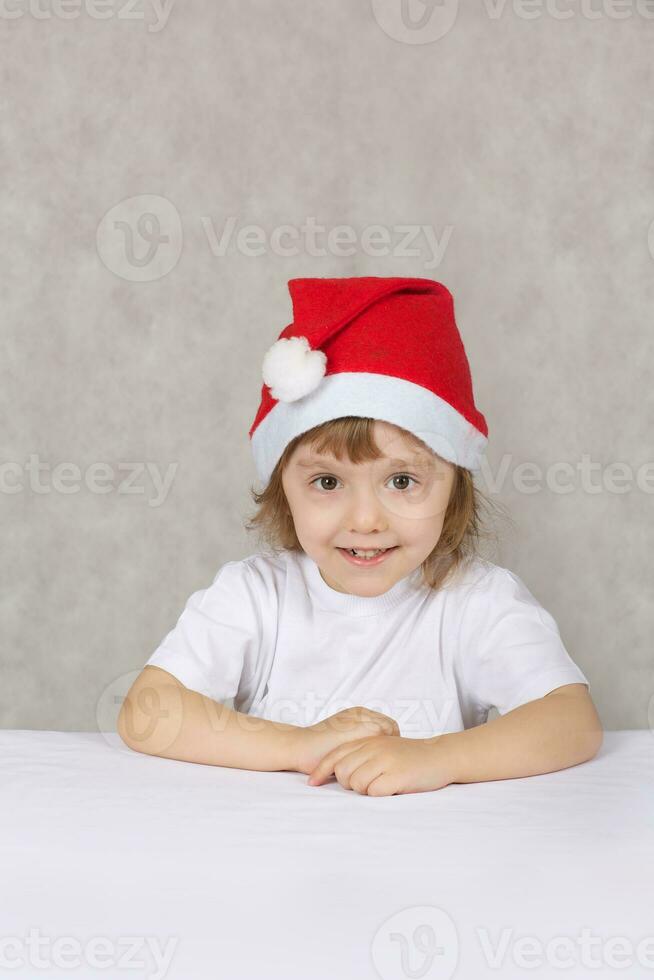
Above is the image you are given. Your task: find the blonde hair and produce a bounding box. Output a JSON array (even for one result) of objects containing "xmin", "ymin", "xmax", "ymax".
[{"xmin": 244, "ymin": 416, "xmax": 509, "ymax": 591}]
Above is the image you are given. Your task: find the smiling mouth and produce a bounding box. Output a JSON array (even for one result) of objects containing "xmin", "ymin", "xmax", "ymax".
[
  {"xmin": 337, "ymin": 546, "xmax": 399, "ymax": 558},
  {"xmin": 347, "ymin": 547, "xmax": 390, "ymax": 553}
]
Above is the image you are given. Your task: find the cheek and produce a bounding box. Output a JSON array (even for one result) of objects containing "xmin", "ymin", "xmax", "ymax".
[
  {"xmin": 299, "ymin": 488, "xmax": 336, "ymax": 508},
  {"xmin": 289, "ymin": 491, "xmax": 331, "ymax": 522}
]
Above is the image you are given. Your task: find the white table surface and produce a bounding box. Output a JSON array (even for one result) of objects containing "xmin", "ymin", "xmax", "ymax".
[{"xmin": 1, "ymin": 729, "xmax": 652, "ymax": 980}]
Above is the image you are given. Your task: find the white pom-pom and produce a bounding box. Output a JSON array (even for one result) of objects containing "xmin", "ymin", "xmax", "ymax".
[{"xmin": 261, "ymin": 336, "xmax": 327, "ymax": 402}]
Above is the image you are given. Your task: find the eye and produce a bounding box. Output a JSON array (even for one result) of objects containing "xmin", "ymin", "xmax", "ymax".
[
  {"xmin": 309, "ymin": 474, "xmax": 420, "ymax": 493},
  {"xmin": 389, "ymin": 474, "xmax": 419, "ymax": 491},
  {"xmin": 310, "ymin": 475, "xmax": 340, "ymax": 492}
]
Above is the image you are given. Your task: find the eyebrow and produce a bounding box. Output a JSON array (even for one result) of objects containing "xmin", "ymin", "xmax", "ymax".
[{"xmin": 295, "ymin": 455, "xmax": 432, "ymax": 469}]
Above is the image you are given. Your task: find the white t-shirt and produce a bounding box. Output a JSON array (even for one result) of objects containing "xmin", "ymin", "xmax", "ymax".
[{"xmin": 144, "ymin": 549, "xmax": 589, "ymax": 738}]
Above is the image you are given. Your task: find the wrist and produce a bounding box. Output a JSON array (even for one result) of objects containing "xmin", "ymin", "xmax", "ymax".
[
  {"xmin": 425, "ymin": 732, "xmax": 460, "ymax": 785},
  {"xmin": 279, "ymin": 722, "xmax": 306, "ymax": 773}
]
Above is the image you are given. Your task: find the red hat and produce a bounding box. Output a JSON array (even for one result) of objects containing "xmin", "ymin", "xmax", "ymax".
[{"xmin": 248, "ymin": 276, "xmax": 487, "ymax": 485}]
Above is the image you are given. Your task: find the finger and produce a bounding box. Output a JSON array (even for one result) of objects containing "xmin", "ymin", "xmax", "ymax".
[
  {"xmin": 346, "ymin": 758, "xmax": 388, "ymax": 795},
  {"xmin": 307, "ymin": 745, "xmax": 355, "ymax": 785},
  {"xmin": 307, "ymin": 740, "xmax": 366, "ymax": 785},
  {"xmin": 323, "ymin": 744, "xmax": 379, "ymax": 791},
  {"xmin": 307, "ymin": 757, "xmax": 338, "ymax": 786},
  {"xmin": 365, "ymin": 772, "xmax": 399, "ymax": 797},
  {"xmin": 375, "ymin": 718, "xmax": 399, "ymax": 736}
]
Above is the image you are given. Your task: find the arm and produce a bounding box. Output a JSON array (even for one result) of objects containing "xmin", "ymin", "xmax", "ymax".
[
  {"xmin": 117, "ymin": 666, "xmax": 300, "ymax": 771},
  {"xmin": 429, "ymin": 683, "xmax": 603, "ymax": 784}
]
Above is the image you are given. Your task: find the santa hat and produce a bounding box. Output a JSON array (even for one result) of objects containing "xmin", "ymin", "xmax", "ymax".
[{"xmin": 248, "ymin": 276, "xmax": 488, "ymax": 485}]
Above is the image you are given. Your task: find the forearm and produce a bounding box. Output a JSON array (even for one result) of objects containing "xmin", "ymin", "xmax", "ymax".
[
  {"xmin": 429, "ymin": 691, "xmax": 603, "ymax": 784},
  {"xmin": 118, "ymin": 682, "xmax": 300, "ymax": 772}
]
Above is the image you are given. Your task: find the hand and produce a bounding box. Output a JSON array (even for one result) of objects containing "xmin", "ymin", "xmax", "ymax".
[
  {"xmin": 306, "ymin": 734, "xmax": 455, "ymax": 797},
  {"xmin": 291, "ymin": 706, "xmax": 400, "ymax": 776}
]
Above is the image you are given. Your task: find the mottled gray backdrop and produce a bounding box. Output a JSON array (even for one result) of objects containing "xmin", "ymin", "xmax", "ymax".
[{"xmin": 2, "ymin": 0, "xmax": 653, "ymax": 731}]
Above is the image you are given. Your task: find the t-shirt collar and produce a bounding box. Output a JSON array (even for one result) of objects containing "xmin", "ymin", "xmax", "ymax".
[{"xmin": 297, "ymin": 549, "xmax": 424, "ymax": 616}]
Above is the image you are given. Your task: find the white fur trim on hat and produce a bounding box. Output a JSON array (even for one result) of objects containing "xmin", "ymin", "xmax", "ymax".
[
  {"xmin": 261, "ymin": 336, "xmax": 327, "ymax": 403},
  {"xmin": 251, "ymin": 371, "xmax": 487, "ymax": 485}
]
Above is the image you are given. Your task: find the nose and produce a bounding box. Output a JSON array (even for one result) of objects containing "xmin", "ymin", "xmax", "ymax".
[{"xmin": 344, "ymin": 483, "xmax": 390, "ymax": 535}]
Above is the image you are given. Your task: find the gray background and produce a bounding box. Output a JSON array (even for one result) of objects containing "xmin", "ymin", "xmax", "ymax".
[{"xmin": 2, "ymin": 1, "xmax": 652, "ymax": 732}]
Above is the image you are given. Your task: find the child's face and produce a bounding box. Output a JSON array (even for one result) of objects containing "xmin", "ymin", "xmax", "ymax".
[{"xmin": 281, "ymin": 420, "xmax": 455, "ymax": 597}]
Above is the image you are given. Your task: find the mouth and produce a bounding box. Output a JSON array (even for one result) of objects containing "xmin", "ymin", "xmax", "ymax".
[{"xmin": 336, "ymin": 546, "xmax": 399, "ymax": 567}]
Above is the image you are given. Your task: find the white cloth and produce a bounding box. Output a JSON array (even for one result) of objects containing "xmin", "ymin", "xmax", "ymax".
[
  {"xmin": 1, "ymin": 730, "xmax": 653, "ymax": 980},
  {"xmin": 145, "ymin": 550, "xmax": 589, "ymax": 736}
]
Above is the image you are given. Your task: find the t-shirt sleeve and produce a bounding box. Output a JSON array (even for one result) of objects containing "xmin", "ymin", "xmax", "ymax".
[
  {"xmin": 458, "ymin": 566, "xmax": 590, "ymax": 718},
  {"xmin": 144, "ymin": 560, "xmax": 262, "ymax": 704}
]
